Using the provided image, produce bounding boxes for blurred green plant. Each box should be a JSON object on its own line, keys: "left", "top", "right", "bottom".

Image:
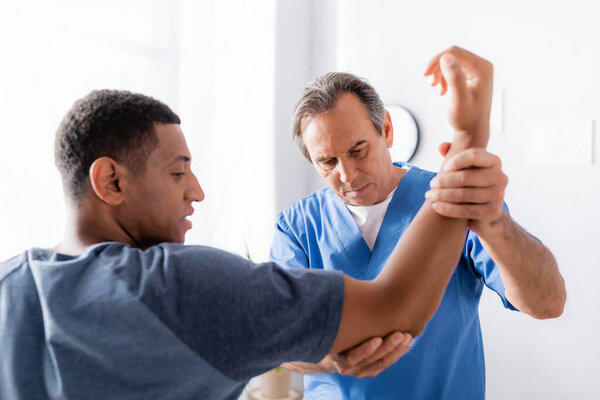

{"left": 244, "top": 239, "right": 252, "bottom": 260}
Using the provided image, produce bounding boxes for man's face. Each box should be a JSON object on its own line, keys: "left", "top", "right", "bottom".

{"left": 118, "top": 123, "right": 204, "bottom": 247}
{"left": 301, "top": 93, "right": 395, "bottom": 206}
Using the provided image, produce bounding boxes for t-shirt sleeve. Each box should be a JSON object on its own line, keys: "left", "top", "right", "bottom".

{"left": 466, "top": 202, "right": 518, "bottom": 311}
{"left": 117, "top": 244, "right": 344, "bottom": 381}
{"left": 269, "top": 213, "right": 310, "bottom": 270}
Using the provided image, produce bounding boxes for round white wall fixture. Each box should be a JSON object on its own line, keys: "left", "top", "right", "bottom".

{"left": 386, "top": 104, "right": 419, "bottom": 162}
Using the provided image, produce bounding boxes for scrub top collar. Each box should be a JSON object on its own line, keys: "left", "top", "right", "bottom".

{"left": 325, "top": 162, "right": 429, "bottom": 280}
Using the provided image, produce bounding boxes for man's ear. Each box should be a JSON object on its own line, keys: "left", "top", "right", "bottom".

{"left": 89, "top": 157, "right": 127, "bottom": 206}
{"left": 382, "top": 110, "right": 394, "bottom": 148}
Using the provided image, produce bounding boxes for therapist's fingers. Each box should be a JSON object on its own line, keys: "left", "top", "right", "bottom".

{"left": 333, "top": 336, "right": 382, "bottom": 367}
{"left": 342, "top": 333, "right": 414, "bottom": 378}
{"left": 430, "top": 201, "right": 504, "bottom": 223}
{"left": 430, "top": 168, "right": 502, "bottom": 189}
{"left": 426, "top": 187, "right": 501, "bottom": 205}
{"left": 357, "top": 332, "right": 411, "bottom": 367}
{"left": 442, "top": 148, "right": 501, "bottom": 172}
{"left": 438, "top": 142, "right": 451, "bottom": 157}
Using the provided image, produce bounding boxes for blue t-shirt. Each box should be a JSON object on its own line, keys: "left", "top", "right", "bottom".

{"left": 270, "top": 162, "right": 517, "bottom": 400}
{"left": 0, "top": 242, "right": 344, "bottom": 400}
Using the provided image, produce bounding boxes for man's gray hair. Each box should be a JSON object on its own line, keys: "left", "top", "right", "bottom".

{"left": 292, "top": 72, "right": 385, "bottom": 161}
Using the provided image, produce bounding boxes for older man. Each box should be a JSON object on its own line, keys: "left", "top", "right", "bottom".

{"left": 270, "top": 47, "right": 566, "bottom": 399}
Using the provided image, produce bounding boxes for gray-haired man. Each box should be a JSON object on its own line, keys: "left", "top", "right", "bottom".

{"left": 270, "top": 46, "right": 565, "bottom": 399}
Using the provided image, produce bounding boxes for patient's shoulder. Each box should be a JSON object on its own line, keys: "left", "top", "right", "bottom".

{"left": 0, "top": 252, "right": 28, "bottom": 284}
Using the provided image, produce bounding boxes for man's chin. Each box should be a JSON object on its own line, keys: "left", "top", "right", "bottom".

{"left": 179, "top": 228, "right": 192, "bottom": 244}
{"left": 341, "top": 193, "right": 376, "bottom": 207}
{"left": 340, "top": 183, "right": 375, "bottom": 205}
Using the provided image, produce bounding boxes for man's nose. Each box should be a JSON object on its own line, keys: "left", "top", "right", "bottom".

{"left": 186, "top": 172, "right": 205, "bottom": 202}
{"left": 337, "top": 159, "right": 357, "bottom": 184}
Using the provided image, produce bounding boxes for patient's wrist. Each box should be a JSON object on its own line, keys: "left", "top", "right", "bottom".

{"left": 454, "top": 125, "right": 489, "bottom": 148}
{"left": 446, "top": 124, "right": 490, "bottom": 158}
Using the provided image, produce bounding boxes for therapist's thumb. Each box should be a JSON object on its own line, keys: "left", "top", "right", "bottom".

{"left": 438, "top": 142, "right": 451, "bottom": 157}
{"left": 440, "top": 54, "right": 469, "bottom": 104}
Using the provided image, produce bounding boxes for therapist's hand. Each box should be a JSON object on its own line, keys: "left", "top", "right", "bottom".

{"left": 323, "top": 331, "right": 413, "bottom": 378}
{"left": 426, "top": 145, "right": 508, "bottom": 237}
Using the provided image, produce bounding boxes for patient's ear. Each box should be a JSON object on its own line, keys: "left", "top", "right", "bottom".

{"left": 89, "top": 157, "right": 126, "bottom": 206}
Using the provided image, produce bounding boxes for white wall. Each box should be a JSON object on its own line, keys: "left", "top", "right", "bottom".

{"left": 177, "top": 0, "right": 277, "bottom": 262}
{"left": 0, "top": 0, "right": 280, "bottom": 263}
{"left": 0, "top": 0, "right": 181, "bottom": 260}
{"left": 273, "top": 0, "right": 342, "bottom": 212}
{"left": 301, "top": 0, "right": 599, "bottom": 398}
{"left": 1, "top": 1, "right": 598, "bottom": 398}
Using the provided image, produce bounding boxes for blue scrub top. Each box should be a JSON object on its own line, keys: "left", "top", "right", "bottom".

{"left": 270, "top": 162, "right": 517, "bottom": 400}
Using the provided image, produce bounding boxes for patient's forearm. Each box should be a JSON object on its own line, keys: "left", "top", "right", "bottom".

{"left": 374, "top": 198, "right": 468, "bottom": 331}
{"left": 330, "top": 129, "right": 488, "bottom": 354}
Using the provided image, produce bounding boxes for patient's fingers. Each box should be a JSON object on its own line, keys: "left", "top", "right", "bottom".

{"left": 424, "top": 54, "right": 442, "bottom": 77}
{"left": 430, "top": 71, "right": 441, "bottom": 87}
{"left": 425, "top": 62, "right": 447, "bottom": 95}
{"left": 425, "top": 46, "right": 485, "bottom": 75}
{"left": 425, "top": 46, "right": 493, "bottom": 100}
{"left": 440, "top": 76, "right": 448, "bottom": 95}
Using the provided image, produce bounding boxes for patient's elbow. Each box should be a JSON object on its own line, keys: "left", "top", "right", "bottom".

{"left": 407, "top": 324, "right": 426, "bottom": 338}
{"left": 393, "top": 314, "right": 427, "bottom": 338}
{"left": 388, "top": 301, "right": 439, "bottom": 338}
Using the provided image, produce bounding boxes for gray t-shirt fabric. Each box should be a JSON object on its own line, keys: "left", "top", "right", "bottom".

{"left": 0, "top": 242, "right": 344, "bottom": 400}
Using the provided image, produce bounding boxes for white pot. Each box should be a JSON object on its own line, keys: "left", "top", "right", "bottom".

{"left": 259, "top": 367, "right": 292, "bottom": 398}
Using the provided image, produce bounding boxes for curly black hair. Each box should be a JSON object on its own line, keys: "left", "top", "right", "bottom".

{"left": 55, "top": 90, "right": 181, "bottom": 201}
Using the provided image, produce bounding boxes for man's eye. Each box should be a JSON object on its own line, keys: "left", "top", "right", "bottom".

{"left": 351, "top": 148, "right": 365, "bottom": 156}
{"left": 321, "top": 159, "right": 337, "bottom": 170}
{"left": 172, "top": 172, "right": 185, "bottom": 179}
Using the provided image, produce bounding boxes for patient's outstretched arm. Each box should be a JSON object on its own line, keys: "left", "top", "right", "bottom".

{"left": 331, "top": 46, "right": 493, "bottom": 353}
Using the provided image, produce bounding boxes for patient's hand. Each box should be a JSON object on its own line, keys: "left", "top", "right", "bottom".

{"left": 324, "top": 331, "right": 413, "bottom": 378}
{"left": 424, "top": 46, "right": 493, "bottom": 152}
